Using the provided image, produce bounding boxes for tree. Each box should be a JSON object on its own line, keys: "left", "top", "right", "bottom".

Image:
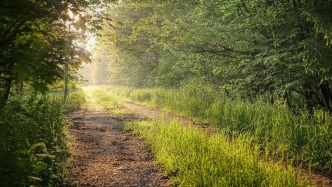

{"left": 0, "top": 0, "right": 116, "bottom": 109}
{"left": 98, "top": 0, "right": 332, "bottom": 112}
{"left": 96, "top": 1, "right": 160, "bottom": 87}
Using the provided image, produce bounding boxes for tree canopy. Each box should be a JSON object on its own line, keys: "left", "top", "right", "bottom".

{"left": 2, "top": 0, "right": 332, "bottom": 112}
{"left": 0, "top": 0, "right": 114, "bottom": 108}
{"left": 95, "top": 0, "right": 332, "bottom": 112}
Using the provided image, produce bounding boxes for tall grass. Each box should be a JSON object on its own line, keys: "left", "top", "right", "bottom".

{"left": 0, "top": 88, "right": 86, "bottom": 186}
{"left": 48, "top": 88, "right": 86, "bottom": 111}
{"left": 125, "top": 120, "right": 305, "bottom": 186}
{"left": 95, "top": 85, "right": 332, "bottom": 172}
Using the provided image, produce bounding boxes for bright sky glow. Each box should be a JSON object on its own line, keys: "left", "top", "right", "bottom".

{"left": 85, "top": 33, "right": 96, "bottom": 52}
{"left": 67, "top": 9, "right": 80, "bottom": 22}
{"left": 67, "top": 8, "right": 94, "bottom": 53}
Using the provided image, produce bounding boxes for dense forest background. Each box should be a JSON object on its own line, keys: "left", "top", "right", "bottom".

{"left": 92, "top": 0, "right": 332, "bottom": 113}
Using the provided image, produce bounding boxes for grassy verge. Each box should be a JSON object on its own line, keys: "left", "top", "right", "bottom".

{"left": 125, "top": 120, "right": 306, "bottom": 186}
{"left": 0, "top": 88, "right": 86, "bottom": 186}
{"left": 91, "top": 85, "right": 332, "bottom": 173}
{"left": 48, "top": 88, "right": 86, "bottom": 112}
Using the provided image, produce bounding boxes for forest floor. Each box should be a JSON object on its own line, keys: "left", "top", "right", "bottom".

{"left": 67, "top": 90, "right": 332, "bottom": 186}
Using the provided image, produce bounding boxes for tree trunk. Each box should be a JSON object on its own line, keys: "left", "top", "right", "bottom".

{"left": 0, "top": 78, "right": 12, "bottom": 110}
{"left": 303, "top": 82, "right": 317, "bottom": 115}
{"left": 64, "top": 61, "right": 69, "bottom": 101}
{"left": 320, "top": 82, "right": 332, "bottom": 112}
{"left": 283, "top": 91, "right": 292, "bottom": 108}
{"left": 16, "top": 82, "right": 24, "bottom": 96}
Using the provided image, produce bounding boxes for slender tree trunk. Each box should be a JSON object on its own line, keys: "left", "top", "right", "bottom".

{"left": 16, "top": 82, "right": 24, "bottom": 96}
{"left": 320, "top": 82, "right": 332, "bottom": 112}
{"left": 269, "top": 89, "right": 274, "bottom": 104}
{"left": 0, "top": 78, "right": 12, "bottom": 110}
{"left": 303, "top": 82, "right": 317, "bottom": 114}
{"left": 64, "top": 61, "right": 69, "bottom": 101}
{"left": 283, "top": 91, "right": 292, "bottom": 108}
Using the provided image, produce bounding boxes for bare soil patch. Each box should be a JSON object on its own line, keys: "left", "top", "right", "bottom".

{"left": 67, "top": 94, "right": 170, "bottom": 186}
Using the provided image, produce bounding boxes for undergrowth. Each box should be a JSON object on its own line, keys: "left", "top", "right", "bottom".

{"left": 0, "top": 88, "right": 85, "bottom": 186}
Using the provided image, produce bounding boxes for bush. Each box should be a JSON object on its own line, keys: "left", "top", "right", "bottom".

{"left": 0, "top": 93, "right": 76, "bottom": 186}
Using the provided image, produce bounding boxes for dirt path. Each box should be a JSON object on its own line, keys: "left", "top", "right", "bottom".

{"left": 67, "top": 93, "right": 170, "bottom": 186}
{"left": 67, "top": 91, "right": 331, "bottom": 186}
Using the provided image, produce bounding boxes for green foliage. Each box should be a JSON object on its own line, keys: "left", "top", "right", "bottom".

{"left": 125, "top": 120, "right": 305, "bottom": 186}
{"left": 98, "top": 0, "right": 332, "bottom": 112}
{"left": 0, "top": 0, "right": 114, "bottom": 108}
{"left": 94, "top": 1, "right": 162, "bottom": 87}
{"left": 0, "top": 90, "right": 85, "bottom": 186}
